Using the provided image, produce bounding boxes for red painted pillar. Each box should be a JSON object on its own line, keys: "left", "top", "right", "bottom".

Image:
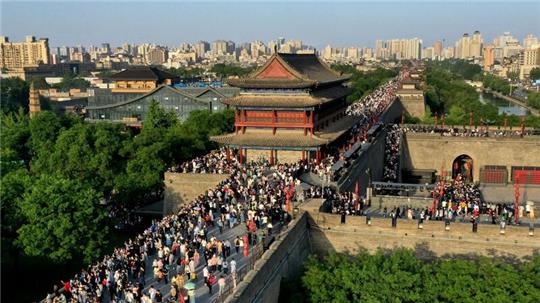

{"left": 270, "top": 149, "right": 274, "bottom": 165}
{"left": 304, "top": 111, "right": 308, "bottom": 136}
{"left": 244, "top": 148, "right": 247, "bottom": 163}
{"left": 514, "top": 176, "right": 520, "bottom": 223}
{"left": 235, "top": 110, "right": 239, "bottom": 134}
{"left": 239, "top": 147, "right": 243, "bottom": 164}
{"left": 311, "top": 111, "right": 315, "bottom": 137}
{"left": 316, "top": 149, "right": 321, "bottom": 164}
{"left": 226, "top": 147, "right": 230, "bottom": 160}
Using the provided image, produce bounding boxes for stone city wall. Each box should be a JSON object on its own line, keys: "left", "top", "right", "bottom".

{"left": 301, "top": 200, "right": 540, "bottom": 258}
{"left": 163, "top": 172, "right": 229, "bottom": 215}
{"left": 225, "top": 212, "right": 312, "bottom": 303}
{"left": 402, "top": 133, "right": 540, "bottom": 183}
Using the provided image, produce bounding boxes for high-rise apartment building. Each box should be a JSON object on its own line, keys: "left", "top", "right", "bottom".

{"left": 375, "top": 40, "right": 387, "bottom": 59}
{"left": 520, "top": 46, "right": 540, "bottom": 79}
{"left": 434, "top": 40, "right": 442, "bottom": 58}
{"left": 470, "top": 31, "right": 483, "bottom": 58}
{"left": 347, "top": 47, "right": 360, "bottom": 60}
{"left": 455, "top": 33, "right": 471, "bottom": 59}
{"left": 494, "top": 32, "right": 517, "bottom": 48}
{"left": 442, "top": 47, "right": 455, "bottom": 59}
{"left": 0, "top": 35, "right": 50, "bottom": 70}
{"left": 523, "top": 34, "right": 539, "bottom": 49}
{"left": 455, "top": 31, "right": 482, "bottom": 59}
{"left": 145, "top": 47, "right": 168, "bottom": 65}
{"left": 322, "top": 45, "right": 333, "bottom": 60}
{"left": 375, "top": 38, "right": 421, "bottom": 60}
{"left": 194, "top": 41, "right": 210, "bottom": 59}
{"left": 212, "top": 40, "right": 235, "bottom": 55}
{"left": 212, "top": 40, "right": 227, "bottom": 55}
{"left": 250, "top": 41, "right": 266, "bottom": 59}
{"left": 362, "top": 48, "right": 373, "bottom": 60}
{"left": 101, "top": 43, "right": 111, "bottom": 55}
{"left": 483, "top": 45, "right": 495, "bottom": 70}
{"left": 422, "top": 47, "right": 434, "bottom": 60}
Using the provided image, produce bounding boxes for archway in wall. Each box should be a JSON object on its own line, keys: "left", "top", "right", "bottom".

{"left": 452, "top": 155, "right": 473, "bottom": 182}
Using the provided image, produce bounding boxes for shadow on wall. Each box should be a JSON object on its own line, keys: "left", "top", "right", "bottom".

{"left": 163, "top": 189, "right": 186, "bottom": 215}
{"left": 401, "top": 133, "right": 414, "bottom": 173}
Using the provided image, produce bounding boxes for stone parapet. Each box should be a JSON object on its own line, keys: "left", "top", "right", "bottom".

{"left": 163, "top": 172, "right": 229, "bottom": 215}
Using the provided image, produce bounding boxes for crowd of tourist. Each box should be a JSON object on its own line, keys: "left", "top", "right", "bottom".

{"left": 383, "top": 124, "right": 402, "bottom": 182}
{"left": 402, "top": 125, "right": 537, "bottom": 138}
{"left": 45, "top": 154, "right": 316, "bottom": 302}
{"left": 345, "top": 70, "right": 408, "bottom": 121}
{"left": 429, "top": 176, "right": 484, "bottom": 220}
{"left": 168, "top": 148, "right": 238, "bottom": 174}
{"left": 325, "top": 190, "right": 366, "bottom": 217}
{"left": 307, "top": 70, "right": 409, "bottom": 182}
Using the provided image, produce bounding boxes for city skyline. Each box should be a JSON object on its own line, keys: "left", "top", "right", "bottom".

{"left": 1, "top": 1, "right": 539, "bottom": 49}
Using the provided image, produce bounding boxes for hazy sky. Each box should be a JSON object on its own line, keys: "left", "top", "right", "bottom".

{"left": 1, "top": 1, "right": 539, "bottom": 49}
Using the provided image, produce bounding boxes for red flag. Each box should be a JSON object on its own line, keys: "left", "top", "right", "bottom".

{"left": 515, "top": 174, "right": 521, "bottom": 222}
{"left": 431, "top": 186, "right": 437, "bottom": 215}
{"left": 243, "top": 234, "right": 249, "bottom": 257}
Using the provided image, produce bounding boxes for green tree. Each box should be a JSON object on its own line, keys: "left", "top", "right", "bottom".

{"left": 27, "top": 111, "right": 62, "bottom": 172}
{"left": 527, "top": 92, "right": 540, "bottom": 111}
{"left": 483, "top": 73, "right": 510, "bottom": 95}
{"left": 165, "top": 67, "right": 204, "bottom": 80}
{"left": 1, "top": 169, "right": 32, "bottom": 258}
{"left": 507, "top": 70, "right": 520, "bottom": 83}
{"left": 0, "top": 77, "right": 29, "bottom": 114}
{"left": 0, "top": 108, "right": 31, "bottom": 173}
{"left": 17, "top": 174, "right": 108, "bottom": 264}
{"left": 302, "top": 249, "right": 540, "bottom": 303}
{"left": 211, "top": 63, "right": 256, "bottom": 78}
{"left": 530, "top": 67, "right": 540, "bottom": 81}
{"left": 115, "top": 100, "right": 178, "bottom": 208}
{"left": 53, "top": 72, "right": 91, "bottom": 91}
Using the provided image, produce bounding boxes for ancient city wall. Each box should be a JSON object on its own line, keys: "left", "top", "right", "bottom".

{"left": 300, "top": 200, "right": 540, "bottom": 258}
{"left": 370, "top": 195, "right": 433, "bottom": 210}
{"left": 399, "top": 95, "right": 426, "bottom": 118}
{"left": 163, "top": 172, "right": 229, "bottom": 215}
{"left": 336, "top": 129, "right": 386, "bottom": 194}
{"left": 225, "top": 212, "right": 311, "bottom": 303}
{"left": 334, "top": 98, "right": 404, "bottom": 193}
{"left": 402, "top": 133, "right": 540, "bottom": 183}
{"left": 381, "top": 97, "right": 405, "bottom": 123}
{"left": 224, "top": 197, "right": 540, "bottom": 302}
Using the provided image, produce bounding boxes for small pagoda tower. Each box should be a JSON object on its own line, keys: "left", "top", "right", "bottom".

{"left": 28, "top": 82, "right": 41, "bottom": 118}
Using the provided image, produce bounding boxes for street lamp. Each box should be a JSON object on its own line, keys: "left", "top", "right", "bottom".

{"left": 445, "top": 218, "right": 450, "bottom": 231}
{"left": 366, "top": 214, "right": 372, "bottom": 226}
